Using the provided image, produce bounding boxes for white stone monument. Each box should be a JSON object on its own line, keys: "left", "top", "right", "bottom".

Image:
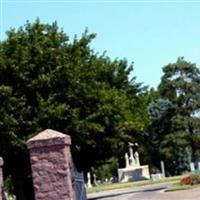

{"left": 93, "top": 173, "right": 97, "bottom": 186}
{"left": 160, "top": 161, "right": 165, "bottom": 178}
{"left": 118, "top": 145, "right": 150, "bottom": 182}
{"left": 190, "top": 162, "right": 195, "bottom": 172}
{"left": 87, "top": 172, "right": 92, "bottom": 188}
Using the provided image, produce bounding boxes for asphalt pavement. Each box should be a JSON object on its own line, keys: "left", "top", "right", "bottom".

{"left": 87, "top": 183, "right": 200, "bottom": 200}
{"left": 87, "top": 183, "right": 169, "bottom": 200}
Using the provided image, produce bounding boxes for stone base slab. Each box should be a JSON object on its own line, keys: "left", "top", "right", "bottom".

{"left": 118, "top": 165, "right": 150, "bottom": 182}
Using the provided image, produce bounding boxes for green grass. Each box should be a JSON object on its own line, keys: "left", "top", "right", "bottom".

{"left": 87, "top": 176, "right": 181, "bottom": 194}
{"left": 166, "top": 183, "right": 200, "bottom": 192}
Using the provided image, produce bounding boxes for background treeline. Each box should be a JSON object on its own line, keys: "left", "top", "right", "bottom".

{"left": 0, "top": 20, "right": 200, "bottom": 199}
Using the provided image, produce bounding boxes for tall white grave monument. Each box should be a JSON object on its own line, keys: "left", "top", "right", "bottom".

{"left": 118, "top": 143, "right": 150, "bottom": 182}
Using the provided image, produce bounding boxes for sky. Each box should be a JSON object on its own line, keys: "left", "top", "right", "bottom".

{"left": 1, "top": 0, "right": 200, "bottom": 88}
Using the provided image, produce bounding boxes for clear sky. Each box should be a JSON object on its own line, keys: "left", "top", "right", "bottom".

{"left": 1, "top": 0, "right": 200, "bottom": 88}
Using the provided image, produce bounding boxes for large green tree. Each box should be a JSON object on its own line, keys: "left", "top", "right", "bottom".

{"left": 149, "top": 57, "right": 200, "bottom": 174}
{"left": 148, "top": 98, "right": 175, "bottom": 171}
{"left": 0, "top": 20, "right": 144, "bottom": 199}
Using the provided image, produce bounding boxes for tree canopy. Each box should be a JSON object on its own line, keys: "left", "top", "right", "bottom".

{"left": 2, "top": 19, "right": 200, "bottom": 199}
{"left": 0, "top": 20, "right": 146, "bottom": 199}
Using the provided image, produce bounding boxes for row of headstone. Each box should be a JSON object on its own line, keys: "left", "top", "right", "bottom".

{"left": 88, "top": 161, "right": 200, "bottom": 187}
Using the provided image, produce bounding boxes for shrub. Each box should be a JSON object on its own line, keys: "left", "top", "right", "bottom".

{"left": 96, "top": 157, "right": 119, "bottom": 182}
{"left": 180, "top": 170, "right": 200, "bottom": 185}
{"left": 191, "top": 170, "right": 200, "bottom": 185}
{"left": 180, "top": 175, "right": 192, "bottom": 185}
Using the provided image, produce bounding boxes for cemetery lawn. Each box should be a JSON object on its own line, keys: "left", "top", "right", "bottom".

{"left": 166, "top": 183, "right": 200, "bottom": 192}
{"left": 87, "top": 176, "right": 181, "bottom": 193}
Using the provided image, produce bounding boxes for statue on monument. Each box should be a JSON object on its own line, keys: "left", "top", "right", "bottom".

{"left": 129, "top": 144, "right": 135, "bottom": 167}
{"left": 125, "top": 153, "right": 129, "bottom": 168}
{"left": 134, "top": 151, "right": 140, "bottom": 167}
{"left": 124, "top": 142, "right": 140, "bottom": 168}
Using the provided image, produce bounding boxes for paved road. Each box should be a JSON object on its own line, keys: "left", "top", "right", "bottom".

{"left": 87, "top": 183, "right": 200, "bottom": 200}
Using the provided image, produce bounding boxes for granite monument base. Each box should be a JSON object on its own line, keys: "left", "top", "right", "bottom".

{"left": 118, "top": 165, "right": 150, "bottom": 182}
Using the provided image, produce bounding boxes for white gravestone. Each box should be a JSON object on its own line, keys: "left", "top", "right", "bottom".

{"left": 190, "top": 162, "right": 195, "bottom": 172}
{"left": 93, "top": 173, "right": 97, "bottom": 186}
{"left": 160, "top": 161, "right": 165, "bottom": 178}
{"left": 87, "top": 172, "right": 92, "bottom": 188}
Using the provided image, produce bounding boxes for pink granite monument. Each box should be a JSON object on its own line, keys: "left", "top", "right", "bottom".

{"left": 27, "top": 129, "right": 75, "bottom": 200}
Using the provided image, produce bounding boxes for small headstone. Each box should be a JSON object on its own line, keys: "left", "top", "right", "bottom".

{"left": 93, "top": 174, "right": 97, "bottom": 186}
{"left": 87, "top": 172, "right": 92, "bottom": 188}
{"left": 190, "top": 162, "right": 195, "bottom": 171}
{"left": 151, "top": 173, "right": 163, "bottom": 181}
{"left": 160, "top": 161, "right": 165, "bottom": 178}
